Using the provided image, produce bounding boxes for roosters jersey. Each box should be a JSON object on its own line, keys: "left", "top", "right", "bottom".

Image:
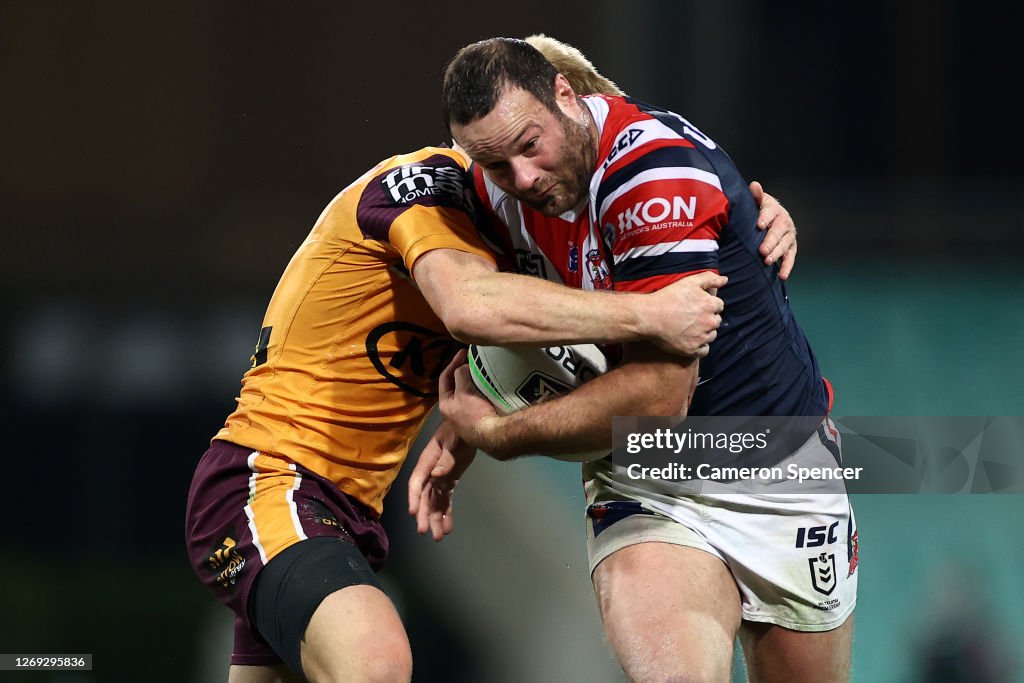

{"left": 216, "top": 147, "right": 496, "bottom": 516}
{"left": 474, "top": 95, "right": 828, "bottom": 421}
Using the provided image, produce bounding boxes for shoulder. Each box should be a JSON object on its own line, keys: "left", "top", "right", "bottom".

{"left": 352, "top": 147, "right": 477, "bottom": 239}
{"left": 588, "top": 100, "right": 721, "bottom": 215}
{"left": 368, "top": 147, "right": 471, "bottom": 204}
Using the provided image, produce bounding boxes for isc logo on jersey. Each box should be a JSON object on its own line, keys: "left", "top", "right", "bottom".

{"left": 616, "top": 195, "right": 697, "bottom": 235}
{"left": 382, "top": 164, "right": 467, "bottom": 204}
{"left": 603, "top": 128, "right": 645, "bottom": 170}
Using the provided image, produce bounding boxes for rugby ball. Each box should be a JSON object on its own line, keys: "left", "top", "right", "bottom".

{"left": 467, "top": 343, "right": 611, "bottom": 462}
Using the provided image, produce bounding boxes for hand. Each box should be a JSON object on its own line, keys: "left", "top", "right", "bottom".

{"left": 407, "top": 418, "right": 477, "bottom": 541}
{"left": 750, "top": 180, "right": 798, "bottom": 280}
{"left": 437, "top": 349, "right": 505, "bottom": 453}
{"left": 649, "top": 271, "right": 727, "bottom": 358}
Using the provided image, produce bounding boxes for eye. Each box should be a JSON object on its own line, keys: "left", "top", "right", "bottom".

{"left": 484, "top": 160, "right": 509, "bottom": 172}
{"left": 523, "top": 138, "right": 539, "bottom": 153}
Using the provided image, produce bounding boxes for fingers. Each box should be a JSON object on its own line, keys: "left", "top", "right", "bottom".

{"left": 453, "top": 365, "right": 474, "bottom": 395}
{"left": 411, "top": 445, "right": 459, "bottom": 539}
{"left": 415, "top": 481, "right": 452, "bottom": 539}
{"left": 753, "top": 181, "right": 799, "bottom": 276}
{"left": 442, "top": 506, "right": 454, "bottom": 536}
{"left": 778, "top": 241, "right": 797, "bottom": 281}
{"left": 762, "top": 229, "right": 795, "bottom": 267}
{"left": 439, "top": 349, "right": 468, "bottom": 400}
{"left": 756, "top": 202, "right": 785, "bottom": 238}
{"left": 751, "top": 182, "right": 782, "bottom": 231}
{"left": 427, "top": 487, "right": 454, "bottom": 541}
{"left": 687, "top": 270, "right": 729, "bottom": 293}
{"left": 416, "top": 487, "right": 431, "bottom": 534}
{"left": 749, "top": 180, "right": 765, "bottom": 209}
{"left": 408, "top": 445, "right": 455, "bottom": 515}
{"left": 428, "top": 493, "right": 445, "bottom": 539}
{"left": 408, "top": 443, "right": 438, "bottom": 515}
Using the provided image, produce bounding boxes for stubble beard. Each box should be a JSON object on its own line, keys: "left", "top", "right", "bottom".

{"left": 531, "top": 106, "right": 598, "bottom": 217}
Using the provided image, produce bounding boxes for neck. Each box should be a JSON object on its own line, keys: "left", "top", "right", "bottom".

{"left": 577, "top": 96, "right": 600, "bottom": 162}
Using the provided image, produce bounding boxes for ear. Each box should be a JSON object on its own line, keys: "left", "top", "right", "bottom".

{"left": 552, "top": 73, "right": 581, "bottom": 117}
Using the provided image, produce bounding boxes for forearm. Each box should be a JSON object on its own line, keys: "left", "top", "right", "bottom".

{"left": 414, "top": 248, "right": 724, "bottom": 358}
{"left": 449, "top": 271, "right": 652, "bottom": 347}
{"left": 475, "top": 351, "right": 696, "bottom": 460}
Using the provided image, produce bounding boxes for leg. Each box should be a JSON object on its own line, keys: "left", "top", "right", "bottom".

{"left": 299, "top": 585, "right": 412, "bottom": 683}
{"left": 252, "top": 537, "right": 412, "bottom": 683}
{"left": 593, "top": 542, "right": 742, "bottom": 683}
{"left": 228, "top": 664, "right": 304, "bottom": 683}
{"left": 739, "top": 613, "right": 854, "bottom": 683}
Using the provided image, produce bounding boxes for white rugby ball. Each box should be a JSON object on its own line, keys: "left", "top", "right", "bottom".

{"left": 467, "top": 343, "right": 611, "bottom": 462}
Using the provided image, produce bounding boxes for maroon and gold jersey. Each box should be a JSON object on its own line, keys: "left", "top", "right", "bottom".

{"left": 216, "top": 147, "right": 495, "bottom": 515}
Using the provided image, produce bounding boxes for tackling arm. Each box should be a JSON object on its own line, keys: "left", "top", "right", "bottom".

{"left": 439, "top": 343, "right": 698, "bottom": 461}
{"left": 413, "top": 248, "right": 725, "bottom": 358}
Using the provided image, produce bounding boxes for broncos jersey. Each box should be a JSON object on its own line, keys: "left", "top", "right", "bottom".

{"left": 216, "top": 147, "right": 496, "bottom": 516}
{"left": 473, "top": 95, "right": 829, "bottom": 423}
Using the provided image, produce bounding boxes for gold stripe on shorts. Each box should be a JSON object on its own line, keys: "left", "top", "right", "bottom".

{"left": 244, "top": 452, "right": 308, "bottom": 564}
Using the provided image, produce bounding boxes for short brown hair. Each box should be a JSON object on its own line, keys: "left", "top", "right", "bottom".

{"left": 441, "top": 37, "right": 559, "bottom": 133}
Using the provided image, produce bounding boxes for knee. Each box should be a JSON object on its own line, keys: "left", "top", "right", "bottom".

{"left": 661, "top": 674, "right": 719, "bottom": 683}
{"left": 305, "top": 630, "right": 412, "bottom": 683}
{"left": 627, "top": 665, "right": 722, "bottom": 683}
{"left": 358, "top": 638, "right": 412, "bottom": 683}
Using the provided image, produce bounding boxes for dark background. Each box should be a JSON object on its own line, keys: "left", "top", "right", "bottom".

{"left": 2, "top": 2, "right": 1022, "bottom": 681}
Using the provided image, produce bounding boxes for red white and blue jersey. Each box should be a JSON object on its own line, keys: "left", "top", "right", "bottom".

{"left": 473, "top": 95, "right": 829, "bottom": 420}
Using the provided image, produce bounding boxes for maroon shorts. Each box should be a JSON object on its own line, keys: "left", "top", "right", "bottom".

{"left": 185, "top": 440, "right": 389, "bottom": 667}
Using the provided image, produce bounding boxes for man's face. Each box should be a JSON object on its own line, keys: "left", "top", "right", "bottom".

{"left": 452, "top": 80, "right": 596, "bottom": 217}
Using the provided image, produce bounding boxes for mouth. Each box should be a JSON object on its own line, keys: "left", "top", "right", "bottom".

{"left": 537, "top": 182, "right": 559, "bottom": 200}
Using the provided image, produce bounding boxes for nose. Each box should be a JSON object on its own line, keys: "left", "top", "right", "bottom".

{"left": 510, "top": 158, "right": 541, "bottom": 194}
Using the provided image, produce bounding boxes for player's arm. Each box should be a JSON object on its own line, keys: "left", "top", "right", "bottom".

{"left": 438, "top": 345, "right": 697, "bottom": 461}
{"left": 406, "top": 417, "right": 476, "bottom": 541}
{"left": 413, "top": 248, "right": 725, "bottom": 358}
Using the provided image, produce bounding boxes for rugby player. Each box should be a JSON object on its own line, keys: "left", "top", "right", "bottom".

{"left": 431, "top": 37, "right": 856, "bottom": 683}
{"left": 185, "top": 40, "right": 799, "bottom": 683}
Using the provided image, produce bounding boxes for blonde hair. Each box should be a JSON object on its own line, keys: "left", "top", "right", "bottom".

{"left": 524, "top": 34, "right": 625, "bottom": 97}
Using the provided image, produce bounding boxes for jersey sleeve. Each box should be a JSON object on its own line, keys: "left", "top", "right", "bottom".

{"left": 355, "top": 152, "right": 497, "bottom": 273}
{"left": 596, "top": 143, "right": 729, "bottom": 292}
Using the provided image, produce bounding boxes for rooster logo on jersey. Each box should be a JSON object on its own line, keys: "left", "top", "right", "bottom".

{"left": 586, "top": 249, "right": 612, "bottom": 290}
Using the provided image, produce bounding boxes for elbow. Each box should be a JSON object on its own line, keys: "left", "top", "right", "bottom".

{"left": 441, "top": 299, "right": 502, "bottom": 345}
{"left": 642, "top": 396, "right": 689, "bottom": 419}
{"left": 634, "top": 364, "right": 695, "bottom": 418}
{"left": 441, "top": 307, "right": 485, "bottom": 344}
{"left": 485, "top": 447, "right": 519, "bottom": 462}
{"left": 634, "top": 382, "right": 691, "bottom": 419}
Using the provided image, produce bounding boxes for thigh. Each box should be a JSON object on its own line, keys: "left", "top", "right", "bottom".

{"left": 251, "top": 536, "right": 410, "bottom": 682}
{"left": 188, "top": 443, "right": 394, "bottom": 674}
{"left": 301, "top": 585, "right": 412, "bottom": 683}
{"left": 228, "top": 663, "right": 304, "bottom": 683}
{"left": 739, "top": 612, "right": 854, "bottom": 683}
{"left": 593, "top": 541, "right": 742, "bottom": 683}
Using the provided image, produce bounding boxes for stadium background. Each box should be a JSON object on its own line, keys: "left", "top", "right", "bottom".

{"left": 2, "top": 1, "right": 1021, "bottom": 681}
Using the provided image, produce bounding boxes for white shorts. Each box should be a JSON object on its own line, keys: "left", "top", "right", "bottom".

{"left": 584, "top": 419, "right": 858, "bottom": 632}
